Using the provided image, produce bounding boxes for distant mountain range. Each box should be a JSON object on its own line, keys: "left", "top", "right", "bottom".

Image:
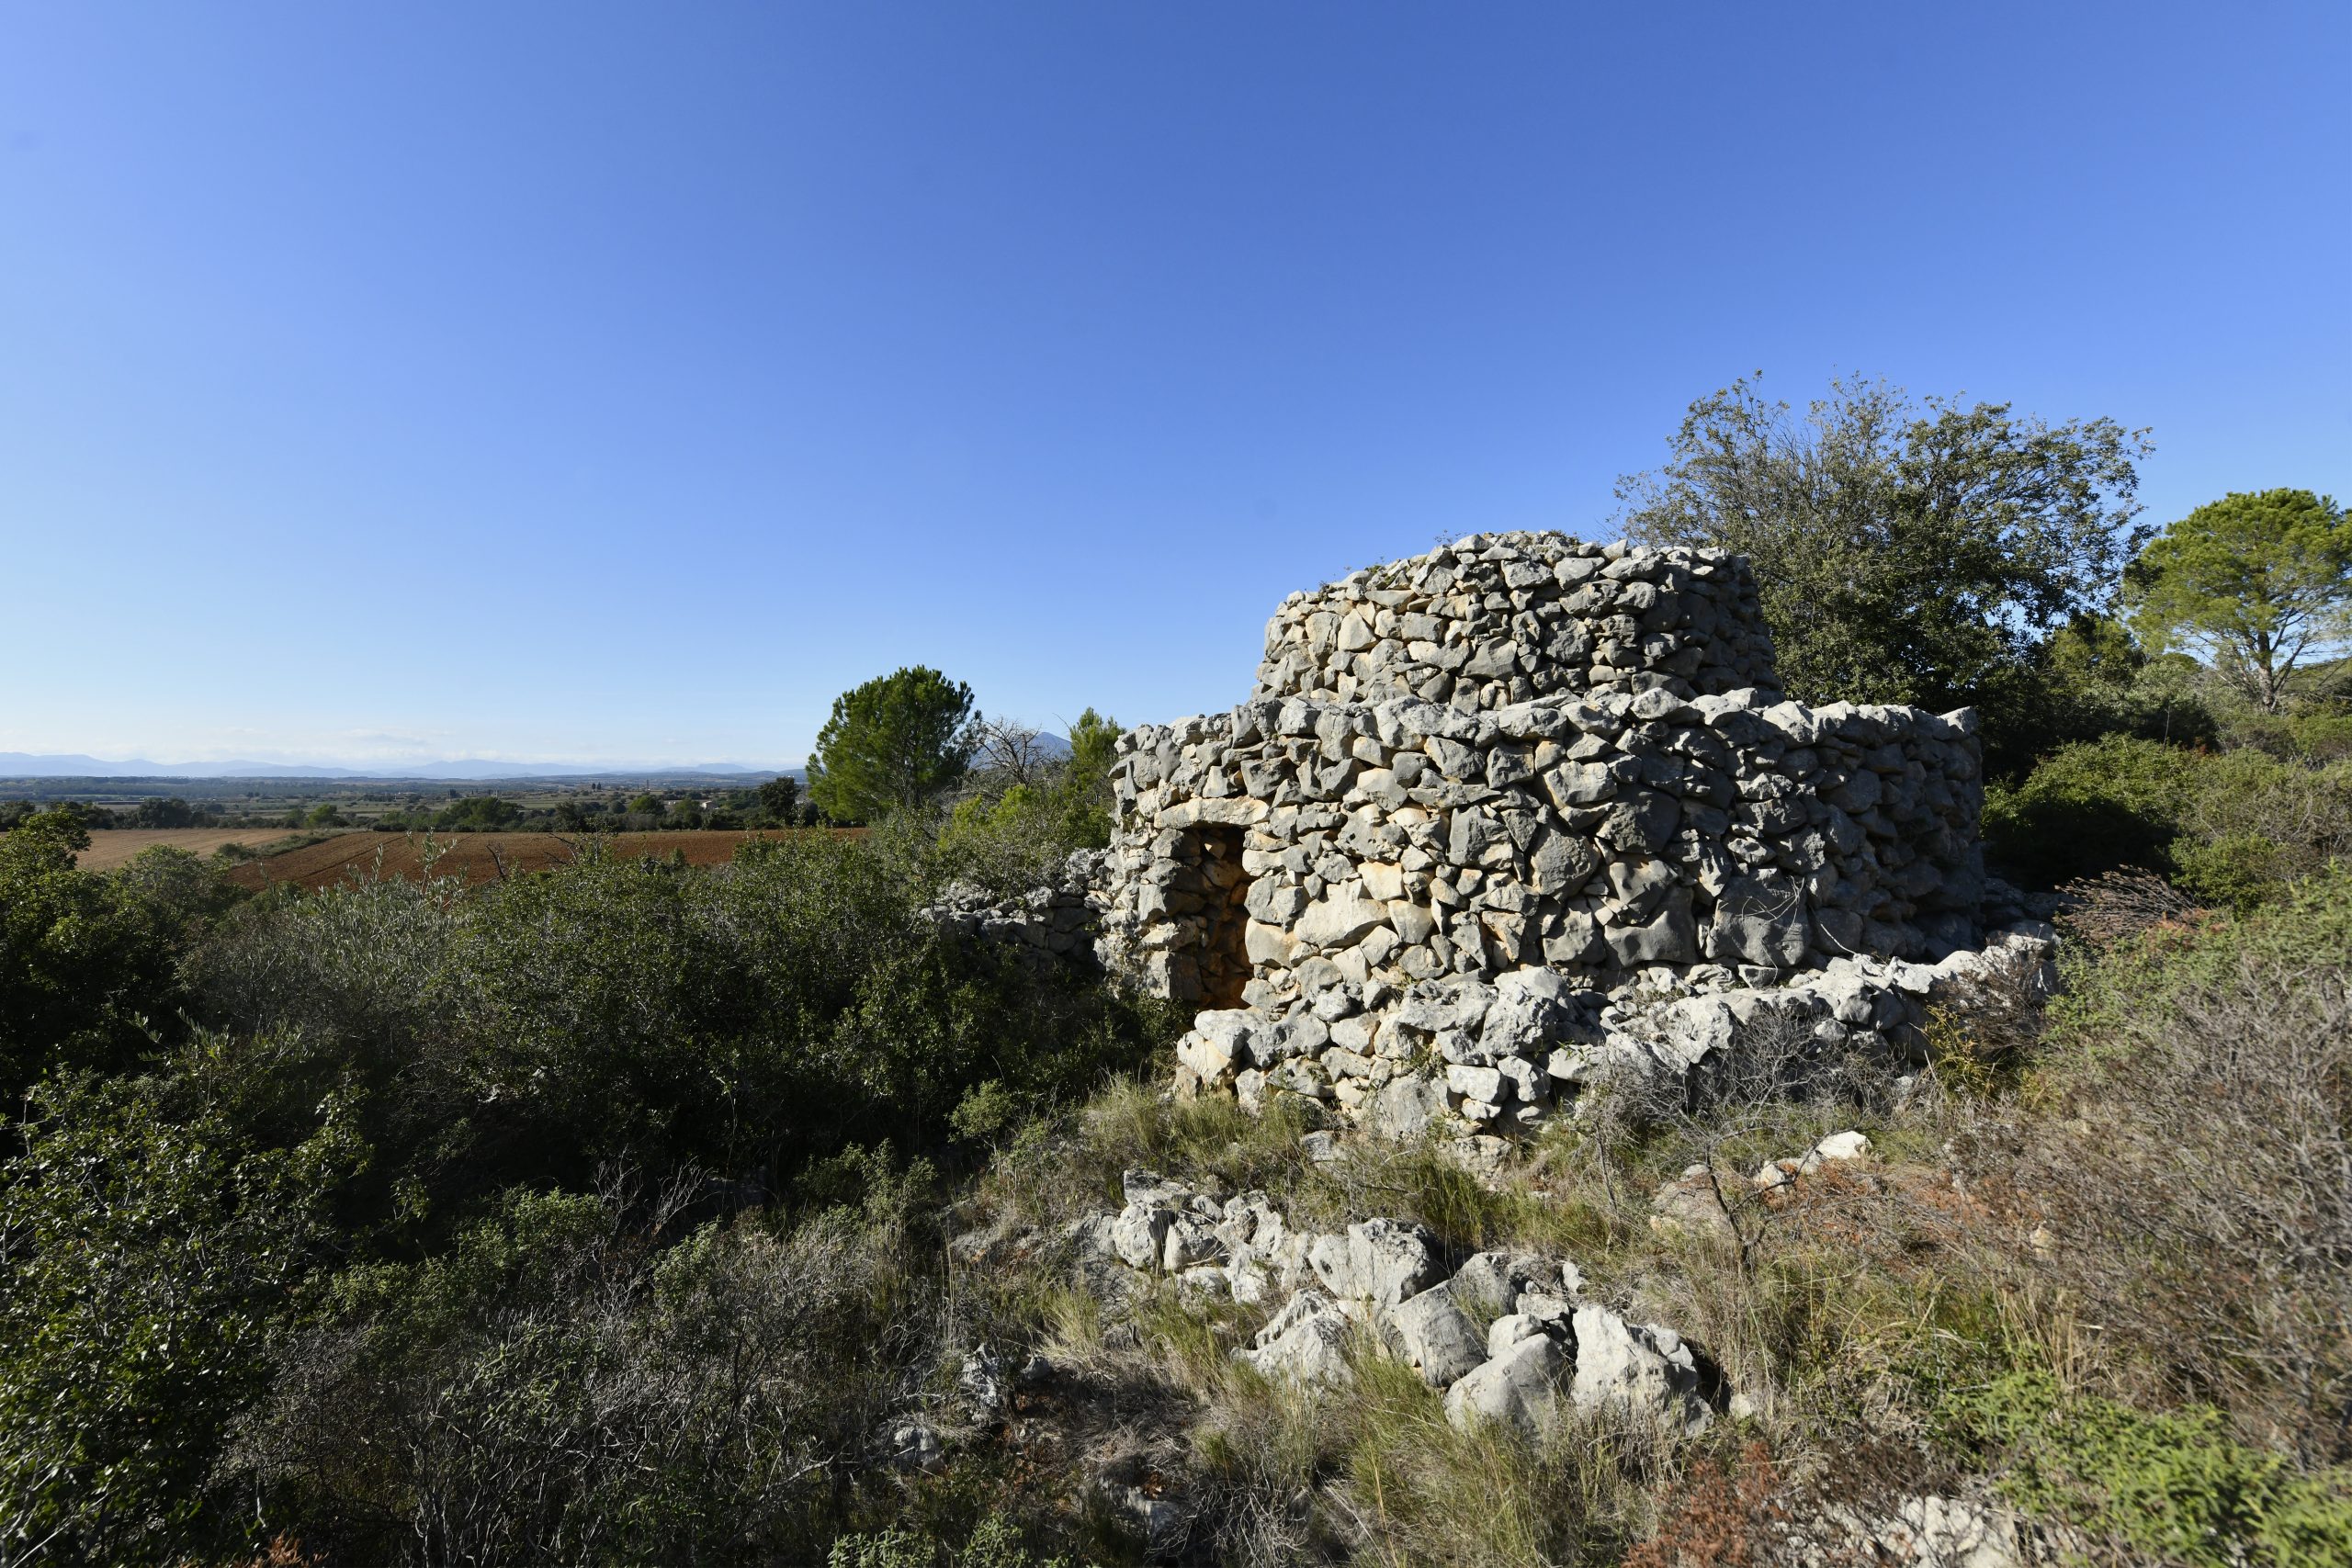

{"left": 0, "top": 753, "right": 783, "bottom": 781}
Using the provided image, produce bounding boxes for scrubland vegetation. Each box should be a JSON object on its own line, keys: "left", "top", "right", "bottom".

{"left": 5, "top": 789, "right": 2352, "bottom": 1561}
{"left": 5, "top": 683, "right": 2346, "bottom": 1564}
{"left": 0, "top": 773, "right": 818, "bottom": 839}
{"left": 3, "top": 395, "right": 2347, "bottom": 1564}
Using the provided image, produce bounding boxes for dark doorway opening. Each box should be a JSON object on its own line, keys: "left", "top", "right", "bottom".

{"left": 1184, "top": 823, "right": 1254, "bottom": 1009}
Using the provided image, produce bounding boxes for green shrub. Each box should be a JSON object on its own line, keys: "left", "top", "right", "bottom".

{"left": 0, "top": 799, "right": 1197, "bottom": 1561}
{"left": 2019, "top": 871, "right": 2352, "bottom": 1464}
{"left": 0, "top": 812, "right": 187, "bottom": 1102}
{"left": 2225, "top": 709, "right": 2352, "bottom": 764}
{"left": 2177, "top": 749, "right": 2352, "bottom": 908}
{"left": 238, "top": 1182, "right": 940, "bottom": 1564}
{"left": 2173, "top": 829, "right": 2292, "bottom": 911}
{"left": 0, "top": 1076, "right": 360, "bottom": 1564}
{"left": 1984, "top": 735, "right": 2352, "bottom": 898}
{"left": 827, "top": 1514, "right": 1080, "bottom": 1568}
{"left": 1983, "top": 735, "right": 2199, "bottom": 884}
{"left": 1948, "top": 1371, "right": 2352, "bottom": 1567}
{"left": 187, "top": 831, "right": 1177, "bottom": 1216}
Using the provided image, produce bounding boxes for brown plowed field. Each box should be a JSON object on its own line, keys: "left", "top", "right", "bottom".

{"left": 74, "top": 828, "right": 354, "bottom": 872}
{"left": 224, "top": 829, "right": 846, "bottom": 892}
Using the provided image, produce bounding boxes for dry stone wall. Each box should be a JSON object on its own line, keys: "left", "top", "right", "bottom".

{"left": 1255, "top": 531, "right": 1781, "bottom": 709}
{"left": 922, "top": 532, "right": 2041, "bottom": 1145}
{"left": 1096, "top": 535, "right": 1984, "bottom": 1016}
{"left": 922, "top": 855, "right": 1105, "bottom": 969}
{"left": 1080, "top": 531, "right": 2033, "bottom": 1138}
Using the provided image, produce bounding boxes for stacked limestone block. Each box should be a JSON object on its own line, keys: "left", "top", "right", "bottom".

{"left": 921, "top": 852, "right": 1107, "bottom": 969}
{"left": 1095, "top": 536, "right": 1984, "bottom": 1017}
{"left": 1254, "top": 531, "right": 1781, "bottom": 710}
{"left": 1155, "top": 932, "right": 2052, "bottom": 1136}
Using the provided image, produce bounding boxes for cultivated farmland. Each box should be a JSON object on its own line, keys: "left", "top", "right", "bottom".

{"left": 73, "top": 828, "right": 355, "bottom": 872}
{"left": 221, "top": 829, "right": 842, "bottom": 891}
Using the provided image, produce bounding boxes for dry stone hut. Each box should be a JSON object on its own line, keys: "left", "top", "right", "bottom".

{"left": 1072, "top": 533, "right": 2050, "bottom": 1136}
{"left": 895, "top": 531, "right": 2049, "bottom": 1137}
{"left": 1092, "top": 533, "right": 1986, "bottom": 1013}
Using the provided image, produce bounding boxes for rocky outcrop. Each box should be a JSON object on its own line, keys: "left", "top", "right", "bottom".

{"left": 1074, "top": 1171, "right": 1722, "bottom": 1436}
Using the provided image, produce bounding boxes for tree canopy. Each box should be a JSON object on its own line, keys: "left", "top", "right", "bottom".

{"left": 1617, "top": 375, "right": 2151, "bottom": 768}
{"left": 807, "top": 666, "right": 978, "bottom": 824}
{"left": 756, "top": 774, "right": 802, "bottom": 825}
{"left": 2125, "top": 489, "right": 2352, "bottom": 713}
{"left": 0, "top": 812, "right": 181, "bottom": 1103}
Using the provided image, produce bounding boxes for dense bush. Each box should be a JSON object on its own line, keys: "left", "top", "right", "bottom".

{"left": 2224, "top": 707, "right": 2352, "bottom": 765}
{"left": 1984, "top": 734, "right": 2352, "bottom": 902}
{"left": 0, "top": 1075, "right": 359, "bottom": 1563}
{"left": 1982, "top": 736, "right": 2198, "bottom": 884}
{"left": 2006, "top": 871, "right": 2352, "bottom": 1464}
{"left": 0, "top": 814, "right": 188, "bottom": 1103}
{"left": 185, "top": 828, "right": 1175, "bottom": 1220}
{"left": 231, "top": 1177, "right": 941, "bottom": 1564}
{"left": 1946, "top": 1371, "right": 2352, "bottom": 1567}
{"left": 0, "top": 807, "right": 1178, "bottom": 1562}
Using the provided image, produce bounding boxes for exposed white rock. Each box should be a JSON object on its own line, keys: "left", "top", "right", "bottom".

{"left": 1109, "top": 1203, "right": 1172, "bottom": 1270}
{"left": 1307, "top": 1219, "right": 1442, "bottom": 1310}
{"left": 1079, "top": 1175, "right": 1736, "bottom": 1437}
{"left": 1569, "top": 1304, "right": 1713, "bottom": 1432}
{"left": 1443, "top": 1332, "right": 1569, "bottom": 1435}
{"left": 1243, "top": 1289, "right": 1354, "bottom": 1387}
{"left": 1381, "top": 1280, "right": 1487, "bottom": 1389}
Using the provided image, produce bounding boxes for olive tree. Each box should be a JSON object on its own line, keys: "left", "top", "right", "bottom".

{"left": 1617, "top": 375, "right": 2151, "bottom": 770}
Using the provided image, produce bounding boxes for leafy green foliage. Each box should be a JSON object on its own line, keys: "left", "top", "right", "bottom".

{"left": 0, "top": 811, "right": 1177, "bottom": 1561}
{"left": 2227, "top": 709, "right": 2352, "bottom": 764}
{"left": 809, "top": 667, "right": 979, "bottom": 825}
{"left": 935, "top": 708, "right": 1125, "bottom": 894}
{"left": 827, "top": 1514, "right": 1080, "bottom": 1568}
{"left": 432, "top": 795, "right": 522, "bottom": 830}
{"left": 1060, "top": 708, "right": 1122, "bottom": 849}
{"left": 2034, "top": 611, "right": 2219, "bottom": 750}
{"left": 1946, "top": 1372, "right": 2352, "bottom": 1567}
{"left": 757, "top": 773, "right": 805, "bottom": 825}
{"left": 113, "top": 843, "right": 246, "bottom": 942}
{"left": 1981, "top": 736, "right": 2199, "bottom": 884}
{"left": 2021, "top": 872, "right": 2352, "bottom": 1465}
{"left": 1984, "top": 735, "right": 2352, "bottom": 901}
{"left": 2128, "top": 489, "right": 2352, "bottom": 713}
{"left": 131, "top": 795, "right": 198, "bottom": 829}
{"left": 184, "top": 828, "right": 1173, "bottom": 1216}
{"left": 0, "top": 811, "right": 183, "bottom": 1103}
{"left": 1618, "top": 374, "right": 2151, "bottom": 777}
{"left": 0, "top": 1076, "right": 359, "bottom": 1564}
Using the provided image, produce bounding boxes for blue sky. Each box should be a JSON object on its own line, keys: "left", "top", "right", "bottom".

{"left": 4, "top": 3, "right": 2346, "bottom": 769}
